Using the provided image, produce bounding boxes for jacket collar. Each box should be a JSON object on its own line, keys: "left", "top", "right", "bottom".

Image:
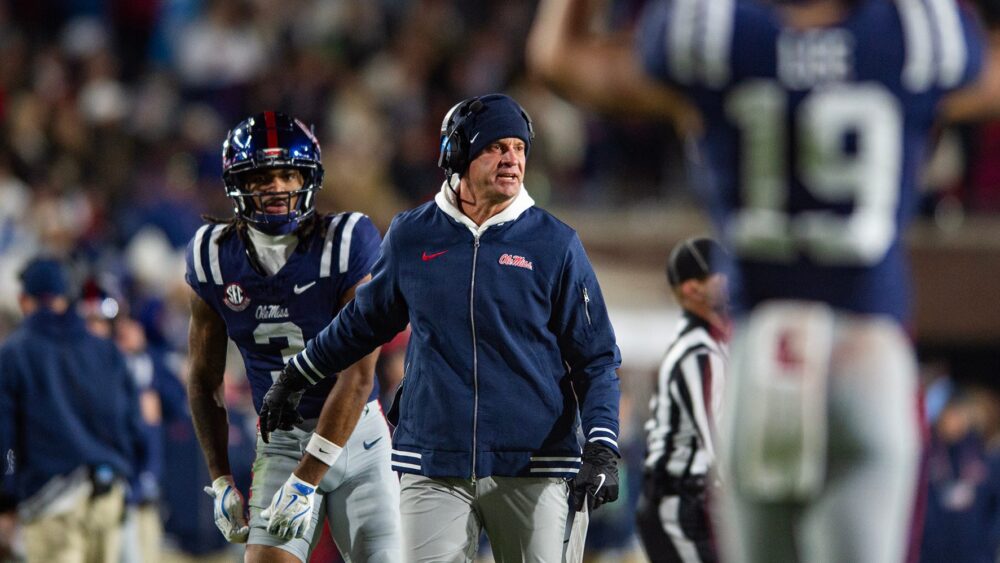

{"left": 434, "top": 179, "right": 535, "bottom": 236}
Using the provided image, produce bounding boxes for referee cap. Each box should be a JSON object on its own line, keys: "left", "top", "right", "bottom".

{"left": 666, "top": 237, "right": 727, "bottom": 287}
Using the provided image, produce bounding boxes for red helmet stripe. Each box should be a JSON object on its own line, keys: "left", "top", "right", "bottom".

{"left": 264, "top": 111, "right": 278, "bottom": 148}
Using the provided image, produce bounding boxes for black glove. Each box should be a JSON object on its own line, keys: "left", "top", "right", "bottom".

{"left": 570, "top": 442, "right": 620, "bottom": 512}
{"left": 258, "top": 365, "right": 308, "bottom": 443}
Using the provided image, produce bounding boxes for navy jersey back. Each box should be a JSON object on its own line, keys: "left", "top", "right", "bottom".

{"left": 640, "top": 0, "right": 984, "bottom": 321}
{"left": 185, "top": 213, "right": 382, "bottom": 418}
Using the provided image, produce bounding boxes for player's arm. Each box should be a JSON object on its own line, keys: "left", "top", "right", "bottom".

{"left": 187, "top": 287, "right": 250, "bottom": 542}
{"left": 527, "top": 0, "right": 699, "bottom": 133}
{"left": 187, "top": 287, "right": 232, "bottom": 479}
{"left": 292, "top": 274, "right": 380, "bottom": 485}
{"left": 258, "top": 221, "right": 408, "bottom": 443}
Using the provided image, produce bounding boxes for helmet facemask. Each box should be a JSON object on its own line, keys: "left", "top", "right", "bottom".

{"left": 225, "top": 163, "right": 322, "bottom": 235}
{"left": 221, "top": 113, "right": 325, "bottom": 235}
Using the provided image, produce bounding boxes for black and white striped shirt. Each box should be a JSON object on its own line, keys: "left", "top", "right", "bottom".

{"left": 644, "top": 312, "right": 728, "bottom": 480}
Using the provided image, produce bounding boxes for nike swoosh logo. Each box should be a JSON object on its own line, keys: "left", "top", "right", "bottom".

{"left": 293, "top": 281, "right": 317, "bottom": 294}
{"left": 363, "top": 437, "right": 383, "bottom": 450}
{"left": 594, "top": 473, "right": 606, "bottom": 495}
{"left": 422, "top": 250, "right": 448, "bottom": 262}
{"left": 470, "top": 131, "right": 480, "bottom": 144}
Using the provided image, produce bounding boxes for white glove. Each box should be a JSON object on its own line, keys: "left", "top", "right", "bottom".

{"left": 261, "top": 473, "right": 317, "bottom": 541}
{"left": 203, "top": 475, "right": 250, "bottom": 543}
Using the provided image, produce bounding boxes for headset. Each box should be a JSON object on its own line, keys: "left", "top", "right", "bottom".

{"left": 437, "top": 95, "right": 535, "bottom": 180}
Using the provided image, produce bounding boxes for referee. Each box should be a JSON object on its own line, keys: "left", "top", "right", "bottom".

{"left": 636, "top": 237, "right": 730, "bottom": 563}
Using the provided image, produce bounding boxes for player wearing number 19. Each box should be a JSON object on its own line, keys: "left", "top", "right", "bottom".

{"left": 184, "top": 111, "right": 400, "bottom": 562}
{"left": 529, "top": 0, "right": 996, "bottom": 561}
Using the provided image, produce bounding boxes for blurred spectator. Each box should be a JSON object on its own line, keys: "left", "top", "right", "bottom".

{"left": 921, "top": 383, "right": 1000, "bottom": 563}
{"left": 0, "top": 257, "right": 146, "bottom": 563}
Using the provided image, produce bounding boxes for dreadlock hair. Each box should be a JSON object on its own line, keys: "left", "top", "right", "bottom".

{"left": 200, "top": 212, "right": 331, "bottom": 274}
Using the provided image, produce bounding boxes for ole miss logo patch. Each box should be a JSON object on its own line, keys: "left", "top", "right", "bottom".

{"left": 223, "top": 282, "right": 250, "bottom": 311}
{"left": 499, "top": 254, "right": 533, "bottom": 271}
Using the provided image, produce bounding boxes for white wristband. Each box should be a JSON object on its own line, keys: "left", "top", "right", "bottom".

{"left": 305, "top": 433, "right": 343, "bottom": 467}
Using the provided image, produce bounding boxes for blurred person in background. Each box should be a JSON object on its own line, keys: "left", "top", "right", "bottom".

{"left": 528, "top": 0, "right": 1000, "bottom": 561}
{"left": 921, "top": 382, "right": 1000, "bottom": 563}
{"left": 78, "top": 280, "right": 172, "bottom": 563}
{"left": 0, "top": 257, "right": 146, "bottom": 563}
{"left": 637, "top": 237, "right": 729, "bottom": 563}
{"left": 185, "top": 111, "right": 400, "bottom": 562}
{"left": 257, "top": 93, "right": 622, "bottom": 562}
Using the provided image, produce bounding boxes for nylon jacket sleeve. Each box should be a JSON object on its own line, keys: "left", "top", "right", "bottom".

{"left": 552, "top": 234, "right": 622, "bottom": 455}
{"left": 0, "top": 345, "right": 18, "bottom": 501}
{"left": 115, "top": 349, "right": 148, "bottom": 481}
{"left": 288, "top": 218, "right": 410, "bottom": 384}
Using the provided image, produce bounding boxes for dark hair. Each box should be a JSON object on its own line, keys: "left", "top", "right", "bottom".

{"left": 200, "top": 212, "right": 329, "bottom": 271}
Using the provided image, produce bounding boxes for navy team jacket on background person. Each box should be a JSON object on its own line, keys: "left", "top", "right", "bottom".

{"left": 285, "top": 184, "right": 622, "bottom": 479}
{"left": 184, "top": 212, "right": 382, "bottom": 418}
{"left": 0, "top": 307, "right": 146, "bottom": 503}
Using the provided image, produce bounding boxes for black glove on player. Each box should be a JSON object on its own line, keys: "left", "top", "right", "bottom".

{"left": 258, "top": 364, "right": 308, "bottom": 443}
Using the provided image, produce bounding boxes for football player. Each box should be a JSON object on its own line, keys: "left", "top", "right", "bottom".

{"left": 528, "top": 0, "right": 1000, "bottom": 561}
{"left": 185, "top": 112, "right": 400, "bottom": 563}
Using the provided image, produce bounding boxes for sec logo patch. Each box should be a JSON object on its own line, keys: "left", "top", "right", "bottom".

{"left": 223, "top": 282, "right": 250, "bottom": 311}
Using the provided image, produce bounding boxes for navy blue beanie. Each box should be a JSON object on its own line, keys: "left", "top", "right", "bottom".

{"left": 463, "top": 94, "right": 533, "bottom": 161}
{"left": 20, "top": 258, "right": 68, "bottom": 297}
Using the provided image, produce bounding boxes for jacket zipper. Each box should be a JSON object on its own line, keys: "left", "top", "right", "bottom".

{"left": 470, "top": 235, "right": 481, "bottom": 483}
{"left": 583, "top": 286, "right": 592, "bottom": 326}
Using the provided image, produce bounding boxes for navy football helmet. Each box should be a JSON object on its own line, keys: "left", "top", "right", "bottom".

{"left": 221, "top": 112, "right": 324, "bottom": 234}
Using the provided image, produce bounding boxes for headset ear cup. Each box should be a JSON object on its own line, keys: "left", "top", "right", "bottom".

{"left": 440, "top": 122, "right": 468, "bottom": 176}
{"left": 521, "top": 108, "right": 535, "bottom": 140}
{"left": 451, "top": 129, "right": 467, "bottom": 173}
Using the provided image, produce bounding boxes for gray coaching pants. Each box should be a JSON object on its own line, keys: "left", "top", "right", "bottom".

{"left": 399, "top": 474, "right": 588, "bottom": 563}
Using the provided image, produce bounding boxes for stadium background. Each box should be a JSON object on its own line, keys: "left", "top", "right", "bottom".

{"left": 1, "top": 0, "right": 998, "bottom": 561}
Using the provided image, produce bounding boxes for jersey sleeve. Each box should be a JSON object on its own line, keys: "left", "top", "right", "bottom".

{"left": 953, "top": 2, "right": 986, "bottom": 91}
{"left": 339, "top": 214, "right": 382, "bottom": 292}
{"left": 184, "top": 225, "right": 215, "bottom": 300}
{"left": 894, "top": 0, "right": 986, "bottom": 93}
{"left": 638, "top": 0, "right": 738, "bottom": 91}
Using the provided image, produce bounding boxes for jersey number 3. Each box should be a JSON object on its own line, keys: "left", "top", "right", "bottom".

{"left": 725, "top": 80, "right": 903, "bottom": 266}
{"left": 253, "top": 322, "right": 305, "bottom": 382}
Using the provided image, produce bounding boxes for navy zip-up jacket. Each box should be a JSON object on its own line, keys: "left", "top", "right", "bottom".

{"left": 288, "top": 185, "right": 622, "bottom": 479}
{"left": 0, "top": 308, "right": 145, "bottom": 503}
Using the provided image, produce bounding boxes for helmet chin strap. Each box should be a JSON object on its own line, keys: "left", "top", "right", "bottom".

{"left": 250, "top": 212, "right": 301, "bottom": 235}
{"left": 240, "top": 185, "right": 313, "bottom": 234}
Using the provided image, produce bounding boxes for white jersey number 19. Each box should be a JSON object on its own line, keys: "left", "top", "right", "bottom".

{"left": 725, "top": 80, "right": 903, "bottom": 266}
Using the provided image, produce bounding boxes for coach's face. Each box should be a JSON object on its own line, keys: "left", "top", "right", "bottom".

{"left": 466, "top": 137, "right": 527, "bottom": 205}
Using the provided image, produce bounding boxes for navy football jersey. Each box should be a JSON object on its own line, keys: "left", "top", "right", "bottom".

{"left": 185, "top": 213, "right": 382, "bottom": 418}
{"left": 640, "top": 0, "right": 985, "bottom": 321}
